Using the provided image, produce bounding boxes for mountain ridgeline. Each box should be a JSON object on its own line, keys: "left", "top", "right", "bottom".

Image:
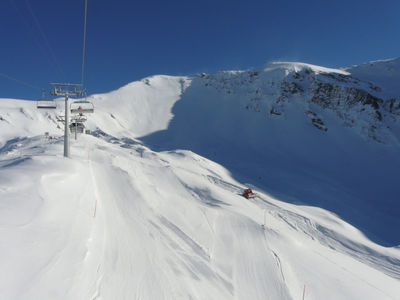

{"left": 196, "top": 61, "right": 399, "bottom": 143}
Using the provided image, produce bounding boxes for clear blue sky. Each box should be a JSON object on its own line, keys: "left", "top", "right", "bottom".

{"left": 1, "top": 0, "right": 399, "bottom": 99}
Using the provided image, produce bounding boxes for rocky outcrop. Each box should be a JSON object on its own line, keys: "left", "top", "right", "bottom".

{"left": 305, "top": 111, "right": 328, "bottom": 131}
{"left": 198, "top": 65, "right": 398, "bottom": 143}
{"left": 384, "top": 98, "right": 400, "bottom": 115}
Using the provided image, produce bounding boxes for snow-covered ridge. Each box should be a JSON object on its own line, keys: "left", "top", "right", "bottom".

{"left": 196, "top": 59, "right": 399, "bottom": 144}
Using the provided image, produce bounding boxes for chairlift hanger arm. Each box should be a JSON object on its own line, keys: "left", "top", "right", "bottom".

{"left": 50, "top": 83, "right": 85, "bottom": 97}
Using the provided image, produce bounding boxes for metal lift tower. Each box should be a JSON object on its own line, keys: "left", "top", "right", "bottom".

{"left": 50, "top": 83, "right": 84, "bottom": 158}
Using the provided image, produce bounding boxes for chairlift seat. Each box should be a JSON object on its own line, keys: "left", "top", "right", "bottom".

{"left": 71, "top": 100, "right": 94, "bottom": 114}
{"left": 37, "top": 100, "right": 57, "bottom": 109}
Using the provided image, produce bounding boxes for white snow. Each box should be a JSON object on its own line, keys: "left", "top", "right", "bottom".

{"left": 85, "top": 75, "right": 191, "bottom": 139}
{"left": 266, "top": 61, "right": 350, "bottom": 75}
{"left": 0, "top": 59, "right": 399, "bottom": 299}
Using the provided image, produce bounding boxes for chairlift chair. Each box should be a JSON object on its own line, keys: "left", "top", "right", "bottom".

{"left": 37, "top": 100, "right": 57, "bottom": 109}
{"left": 37, "top": 90, "right": 57, "bottom": 109}
{"left": 69, "top": 122, "right": 85, "bottom": 134}
{"left": 70, "top": 100, "right": 94, "bottom": 114}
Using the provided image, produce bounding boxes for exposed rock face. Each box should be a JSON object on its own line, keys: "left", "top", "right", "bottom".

{"left": 385, "top": 98, "right": 400, "bottom": 115}
{"left": 197, "top": 64, "right": 399, "bottom": 143}
{"left": 305, "top": 110, "right": 328, "bottom": 132}
{"left": 310, "top": 82, "right": 384, "bottom": 124}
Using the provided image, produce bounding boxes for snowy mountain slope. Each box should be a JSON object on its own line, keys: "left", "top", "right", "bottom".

{"left": 0, "top": 134, "right": 399, "bottom": 299}
{"left": 0, "top": 58, "right": 400, "bottom": 299}
{"left": 142, "top": 60, "right": 400, "bottom": 246}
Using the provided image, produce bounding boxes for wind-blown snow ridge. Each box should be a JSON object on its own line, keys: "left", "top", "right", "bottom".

{"left": 266, "top": 61, "right": 350, "bottom": 75}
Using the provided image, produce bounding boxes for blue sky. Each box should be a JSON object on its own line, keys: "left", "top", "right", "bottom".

{"left": 1, "top": 0, "right": 399, "bottom": 99}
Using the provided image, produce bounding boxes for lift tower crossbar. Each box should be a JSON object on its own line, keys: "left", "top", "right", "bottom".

{"left": 50, "top": 83, "right": 84, "bottom": 158}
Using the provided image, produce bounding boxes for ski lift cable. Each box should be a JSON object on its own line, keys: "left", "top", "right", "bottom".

{"left": 4, "top": 1, "right": 89, "bottom": 98}
{"left": 81, "top": 0, "right": 88, "bottom": 86}
{"left": 8, "top": 0, "right": 52, "bottom": 63}
{"left": 7, "top": 0, "right": 63, "bottom": 91}
{"left": 0, "top": 72, "right": 41, "bottom": 91}
{"left": 24, "top": 0, "right": 66, "bottom": 80}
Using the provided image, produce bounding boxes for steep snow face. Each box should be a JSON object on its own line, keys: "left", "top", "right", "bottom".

{"left": 85, "top": 75, "right": 191, "bottom": 138}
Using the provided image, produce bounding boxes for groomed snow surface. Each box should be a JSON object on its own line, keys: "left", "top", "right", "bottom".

{"left": 0, "top": 61, "right": 400, "bottom": 299}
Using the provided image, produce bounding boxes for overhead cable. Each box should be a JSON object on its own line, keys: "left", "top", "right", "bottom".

{"left": 25, "top": 0, "right": 65, "bottom": 80}
{"left": 81, "top": 0, "right": 88, "bottom": 85}
{"left": 0, "top": 72, "right": 41, "bottom": 91}
{"left": 8, "top": 0, "right": 50, "bottom": 63}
